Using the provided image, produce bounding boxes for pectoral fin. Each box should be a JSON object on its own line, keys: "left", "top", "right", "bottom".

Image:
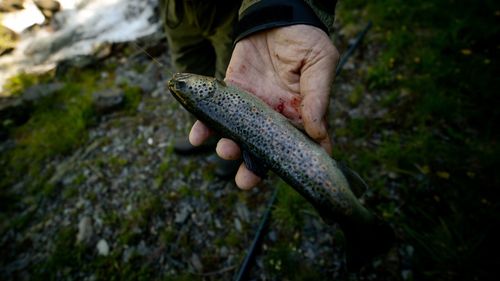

{"left": 242, "top": 149, "right": 268, "bottom": 179}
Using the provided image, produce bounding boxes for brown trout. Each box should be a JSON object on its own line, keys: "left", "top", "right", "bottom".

{"left": 168, "top": 73, "right": 394, "bottom": 269}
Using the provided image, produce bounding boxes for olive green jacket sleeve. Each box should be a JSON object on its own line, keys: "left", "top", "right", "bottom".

{"left": 236, "top": 0, "right": 337, "bottom": 41}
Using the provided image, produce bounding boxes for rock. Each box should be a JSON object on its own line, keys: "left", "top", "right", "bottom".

{"left": 219, "top": 246, "right": 229, "bottom": 257}
{"left": 174, "top": 205, "right": 192, "bottom": 224}
{"left": 115, "top": 68, "right": 154, "bottom": 93}
{"left": 96, "top": 239, "right": 109, "bottom": 256}
{"left": 33, "top": 0, "right": 59, "bottom": 11}
{"left": 234, "top": 218, "right": 242, "bottom": 232}
{"left": 0, "top": 0, "right": 24, "bottom": 12}
{"left": 33, "top": 0, "right": 60, "bottom": 20}
{"left": 122, "top": 246, "right": 135, "bottom": 263}
{"left": 235, "top": 202, "right": 250, "bottom": 223}
{"left": 55, "top": 55, "right": 99, "bottom": 77}
{"left": 0, "top": 24, "right": 18, "bottom": 56}
{"left": 92, "top": 89, "right": 125, "bottom": 115}
{"left": 190, "top": 253, "right": 203, "bottom": 272}
{"left": 136, "top": 240, "right": 150, "bottom": 256}
{"left": 76, "top": 216, "right": 93, "bottom": 245}
{"left": 22, "top": 82, "right": 64, "bottom": 102}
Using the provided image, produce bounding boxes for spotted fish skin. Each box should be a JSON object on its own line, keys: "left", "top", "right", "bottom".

{"left": 168, "top": 73, "right": 379, "bottom": 227}
{"left": 168, "top": 73, "right": 397, "bottom": 270}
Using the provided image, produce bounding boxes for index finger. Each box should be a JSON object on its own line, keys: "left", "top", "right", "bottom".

{"left": 189, "top": 120, "right": 214, "bottom": 146}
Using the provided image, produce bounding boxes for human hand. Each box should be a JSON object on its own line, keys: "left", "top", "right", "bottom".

{"left": 190, "top": 24, "right": 339, "bottom": 189}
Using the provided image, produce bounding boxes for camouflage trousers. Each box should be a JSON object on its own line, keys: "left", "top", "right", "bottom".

{"left": 158, "top": 0, "right": 241, "bottom": 79}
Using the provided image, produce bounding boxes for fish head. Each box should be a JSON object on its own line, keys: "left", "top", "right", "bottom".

{"left": 168, "top": 73, "right": 221, "bottom": 109}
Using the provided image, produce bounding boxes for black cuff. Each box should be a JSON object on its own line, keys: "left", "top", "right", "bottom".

{"left": 235, "top": 0, "right": 328, "bottom": 42}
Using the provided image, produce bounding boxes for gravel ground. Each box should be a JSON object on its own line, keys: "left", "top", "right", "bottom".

{"left": 0, "top": 23, "right": 410, "bottom": 280}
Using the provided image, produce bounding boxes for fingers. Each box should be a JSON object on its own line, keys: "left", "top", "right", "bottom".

{"left": 301, "top": 93, "right": 333, "bottom": 154}
{"left": 190, "top": 121, "right": 261, "bottom": 189}
{"left": 217, "top": 139, "right": 261, "bottom": 189}
{"left": 235, "top": 163, "right": 261, "bottom": 190}
{"left": 300, "top": 40, "right": 339, "bottom": 155}
{"left": 189, "top": 120, "right": 214, "bottom": 146}
{"left": 318, "top": 118, "right": 333, "bottom": 154}
{"left": 216, "top": 138, "right": 241, "bottom": 160}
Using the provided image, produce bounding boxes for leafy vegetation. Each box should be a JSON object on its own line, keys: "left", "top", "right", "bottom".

{"left": 331, "top": 0, "right": 499, "bottom": 279}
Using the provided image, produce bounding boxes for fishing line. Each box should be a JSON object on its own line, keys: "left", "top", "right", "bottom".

{"left": 130, "top": 41, "right": 175, "bottom": 77}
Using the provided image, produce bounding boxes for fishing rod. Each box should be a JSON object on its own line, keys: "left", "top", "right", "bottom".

{"left": 233, "top": 21, "right": 373, "bottom": 281}
{"left": 336, "top": 21, "right": 372, "bottom": 76}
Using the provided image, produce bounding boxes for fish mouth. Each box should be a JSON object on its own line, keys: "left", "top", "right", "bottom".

{"left": 168, "top": 78, "right": 186, "bottom": 92}
{"left": 168, "top": 77, "right": 188, "bottom": 105}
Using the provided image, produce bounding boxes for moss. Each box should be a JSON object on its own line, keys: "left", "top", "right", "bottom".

{"left": 72, "top": 173, "right": 87, "bottom": 186}
{"left": 264, "top": 241, "right": 326, "bottom": 280}
{"left": 272, "top": 181, "right": 311, "bottom": 234}
{"left": 32, "top": 226, "right": 87, "bottom": 279}
{"left": 7, "top": 85, "right": 92, "bottom": 175}
{"left": 123, "top": 85, "right": 142, "bottom": 112}
{"left": 348, "top": 84, "right": 364, "bottom": 106}
{"left": 119, "top": 191, "right": 164, "bottom": 245}
{"left": 224, "top": 229, "right": 241, "bottom": 247}
{"left": 2, "top": 72, "right": 52, "bottom": 96}
{"left": 159, "top": 226, "right": 177, "bottom": 245}
{"left": 109, "top": 155, "right": 128, "bottom": 173}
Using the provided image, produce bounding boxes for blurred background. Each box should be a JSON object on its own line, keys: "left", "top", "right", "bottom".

{"left": 1, "top": 0, "right": 498, "bottom": 280}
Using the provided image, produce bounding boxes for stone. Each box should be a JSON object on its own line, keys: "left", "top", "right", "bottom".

{"left": 136, "top": 240, "right": 150, "bottom": 256}
{"left": 190, "top": 253, "right": 203, "bottom": 272}
{"left": 174, "top": 205, "right": 192, "bottom": 224}
{"left": 55, "top": 55, "right": 98, "bottom": 77}
{"left": 235, "top": 202, "right": 250, "bottom": 222}
{"left": 33, "top": 0, "right": 59, "bottom": 11}
{"left": 96, "top": 239, "right": 109, "bottom": 256}
{"left": 33, "top": 0, "right": 60, "bottom": 20}
{"left": 76, "top": 216, "right": 93, "bottom": 245}
{"left": 0, "top": 0, "right": 24, "bottom": 12}
{"left": 22, "top": 82, "right": 64, "bottom": 101}
{"left": 234, "top": 218, "right": 242, "bottom": 232}
{"left": 92, "top": 89, "right": 125, "bottom": 115}
{"left": 0, "top": 24, "right": 18, "bottom": 56}
{"left": 122, "top": 246, "right": 135, "bottom": 263}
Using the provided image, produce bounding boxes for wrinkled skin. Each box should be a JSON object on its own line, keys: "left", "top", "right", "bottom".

{"left": 189, "top": 25, "right": 339, "bottom": 189}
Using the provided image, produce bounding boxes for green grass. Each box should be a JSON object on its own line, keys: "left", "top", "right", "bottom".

{"left": 334, "top": 0, "right": 500, "bottom": 279}
{"left": 272, "top": 180, "right": 312, "bottom": 233}
{"left": 0, "top": 59, "right": 143, "bottom": 185}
